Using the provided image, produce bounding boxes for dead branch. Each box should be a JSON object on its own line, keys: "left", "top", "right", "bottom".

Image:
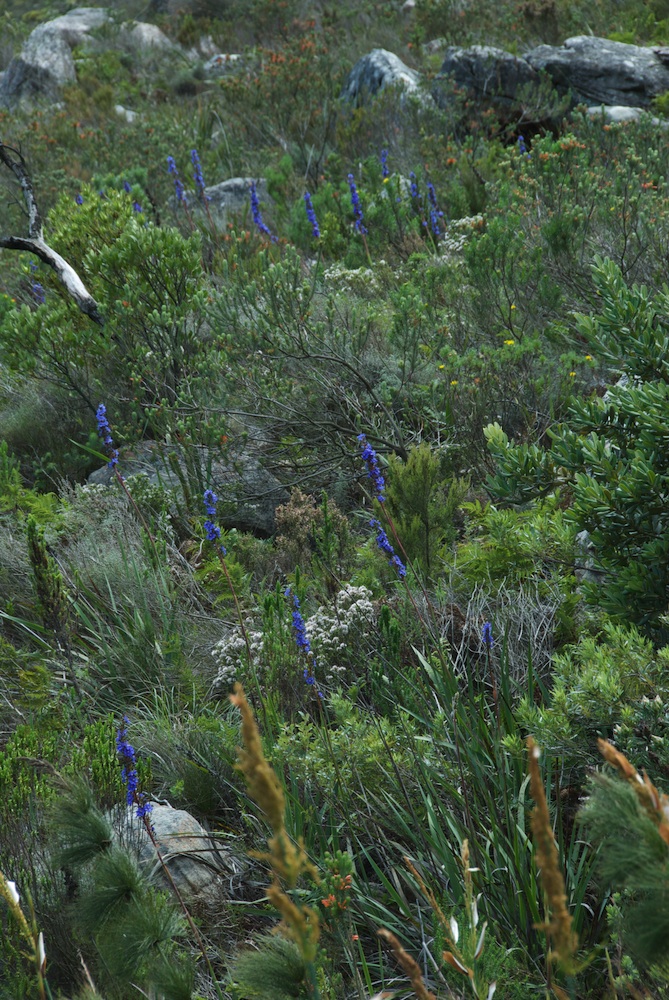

{"left": 0, "top": 140, "right": 104, "bottom": 325}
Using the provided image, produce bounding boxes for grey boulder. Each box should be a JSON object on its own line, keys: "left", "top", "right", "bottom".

{"left": 121, "top": 803, "right": 247, "bottom": 908}
{"left": 435, "top": 45, "right": 539, "bottom": 108}
{"left": 119, "top": 21, "right": 176, "bottom": 52}
{"left": 525, "top": 35, "right": 669, "bottom": 108}
{"left": 1, "top": 7, "right": 110, "bottom": 107}
{"left": 88, "top": 439, "right": 288, "bottom": 536}
{"left": 342, "top": 48, "right": 421, "bottom": 104}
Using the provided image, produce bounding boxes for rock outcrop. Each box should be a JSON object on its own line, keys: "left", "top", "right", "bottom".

{"left": 345, "top": 36, "right": 669, "bottom": 123}
{"left": 342, "top": 48, "right": 421, "bottom": 105}
{"left": 1, "top": 7, "right": 110, "bottom": 107}
{"left": 525, "top": 35, "right": 669, "bottom": 109}
{"left": 120, "top": 803, "right": 248, "bottom": 909}
{"left": 435, "top": 45, "right": 540, "bottom": 109}
{"left": 88, "top": 439, "right": 288, "bottom": 536}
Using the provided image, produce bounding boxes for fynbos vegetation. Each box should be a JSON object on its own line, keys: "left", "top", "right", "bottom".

{"left": 3, "top": 0, "right": 669, "bottom": 996}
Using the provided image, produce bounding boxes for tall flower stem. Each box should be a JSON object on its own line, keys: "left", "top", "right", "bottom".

{"left": 116, "top": 718, "right": 226, "bottom": 999}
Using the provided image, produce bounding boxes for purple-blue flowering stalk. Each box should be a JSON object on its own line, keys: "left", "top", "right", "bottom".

{"left": 481, "top": 621, "right": 499, "bottom": 722}
{"left": 96, "top": 403, "right": 119, "bottom": 468}
{"left": 167, "top": 155, "right": 187, "bottom": 204}
{"left": 347, "top": 173, "right": 368, "bottom": 235}
{"left": 347, "top": 172, "right": 373, "bottom": 265}
{"left": 409, "top": 171, "right": 421, "bottom": 203}
{"left": 250, "top": 182, "right": 277, "bottom": 242}
{"left": 369, "top": 519, "right": 406, "bottom": 579}
{"left": 518, "top": 134, "right": 530, "bottom": 158}
{"left": 31, "top": 282, "right": 46, "bottom": 305}
{"left": 357, "top": 433, "right": 386, "bottom": 503}
{"left": 380, "top": 148, "right": 389, "bottom": 180}
{"left": 358, "top": 434, "right": 408, "bottom": 580}
{"left": 303, "top": 191, "right": 320, "bottom": 239}
{"left": 116, "top": 718, "right": 225, "bottom": 998}
{"left": 116, "top": 716, "right": 153, "bottom": 820}
{"left": 132, "top": 201, "right": 143, "bottom": 214}
{"left": 285, "top": 587, "right": 322, "bottom": 693}
{"left": 92, "top": 407, "right": 168, "bottom": 563}
{"left": 202, "top": 489, "right": 259, "bottom": 685}
{"left": 123, "top": 180, "right": 132, "bottom": 193}
{"left": 427, "top": 182, "right": 444, "bottom": 238}
{"left": 191, "top": 148, "right": 209, "bottom": 202}
{"left": 203, "top": 489, "right": 227, "bottom": 555}
{"left": 75, "top": 193, "right": 83, "bottom": 205}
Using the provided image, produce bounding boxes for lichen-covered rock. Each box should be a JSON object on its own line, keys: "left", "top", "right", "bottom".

{"left": 436, "top": 45, "right": 539, "bottom": 108}
{"left": 525, "top": 35, "right": 669, "bottom": 108}
{"left": 0, "top": 7, "right": 110, "bottom": 107}
{"left": 119, "top": 21, "right": 176, "bottom": 51}
{"left": 585, "top": 104, "right": 667, "bottom": 126}
{"left": 88, "top": 439, "right": 288, "bottom": 536}
{"left": 342, "top": 48, "right": 421, "bottom": 105}
{"left": 200, "top": 177, "right": 269, "bottom": 229}
{"left": 120, "top": 803, "right": 247, "bottom": 908}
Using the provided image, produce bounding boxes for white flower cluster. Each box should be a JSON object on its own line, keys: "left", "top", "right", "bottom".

{"left": 323, "top": 262, "right": 382, "bottom": 297}
{"left": 211, "top": 622, "right": 264, "bottom": 694}
{"left": 440, "top": 215, "right": 485, "bottom": 256}
{"left": 305, "top": 584, "right": 377, "bottom": 684}
{"left": 210, "top": 586, "right": 378, "bottom": 693}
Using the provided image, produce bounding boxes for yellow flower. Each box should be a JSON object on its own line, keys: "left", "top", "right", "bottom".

{"left": 504, "top": 339, "right": 515, "bottom": 345}
{"left": 569, "top": 371, "right": 576, "bottom": 377}
{"left": 438, "top": 364, "right": 445, "bottom": 370}
{"left": 585, "top": 354, "right": 593, "bottom": 360}
{"left": 450, "top": 379, "right": 458, "bottom": 386}
{"left": 510, "top": 304, "right": 516, "bottom": 310}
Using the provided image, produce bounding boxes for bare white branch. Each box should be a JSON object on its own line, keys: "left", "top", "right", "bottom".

{"left": 0, "top": 140, "right": 104, "bottom": 325}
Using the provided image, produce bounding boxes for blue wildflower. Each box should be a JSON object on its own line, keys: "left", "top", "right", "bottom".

{"left": 357, "top": 433, "right": 386, "bottom": 503}
{"left": 303, "top": 191, "right": 320, "bottom": 239}
{"left": 369, "top": 518, "right": 407, "bottom": 578}
{"left": 250, "top": 182, "right": 277, "bottom": 241}
{"left": 482, "top": 621, "right": 494, "bottom": 648}
{"left": 95, "top": 403, "right": 119, "bottom": 468}
{"left": 518, "top": 134, "right": 530, "bottom": 158}
{"left": 191, "top": 149, "right": 208, "bottom": 200}
{"left": 132, "top": 201, "right": 143, "bottom": 213}
{"left": 285, "top": 588, "right": 320, "bottom": 689}
{"left": 427, "top": 182, "right": 444, "bottom": 237}
{"left": 167, "top": 155, "right": 187, "bottom": 204}
{"left": 347, "top": 173, "right": 368, "bottom": 235}
{"left": 380, "top": 148, "right": 389, "bottom": 179}
{"left": 123, "top": 180, "right": 132, "bottom": 193}
{"left": 31, "top": 282, "right": 46, "bottom": 304}
{"left": 202, "top": 489, "right": 226, "bottom": 554}
{"left": 116, "top": 716, "right": 153, "bottom": 820}
{"left": 75, "top": 193, "right": 84, "bottom": 206}
{"left": 29, "top": 261, "right": 38, "bottom": 273}
{"left": 409, "top": 171, "right": 421, "bottom": 203}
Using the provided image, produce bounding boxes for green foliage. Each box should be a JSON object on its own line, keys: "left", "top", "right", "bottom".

{"left": 230, "top": 934, "right": 307, "bottom": 999}
{"left": 385, "top": 442, "right": 468, "bottom": 576}
{"left": 26, "top": 515, "right": 69, "bottom": 636}
{"left": 487, "top": 257, "right": 669, "bottom": 632}
{"left": 5, "top": 4, "right": 669, "bottom": 996}
{"left": 516, "top": 621, "right": 669, "bottom": 767}
{"left": 272, "top": 694, "right": 423, "bottom": 818}
{"left": 580, "top": 770, "right": 669, "bottom": 974}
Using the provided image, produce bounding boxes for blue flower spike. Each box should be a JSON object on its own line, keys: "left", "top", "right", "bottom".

{"left": 116, "top": 716, "right": 153, "bottom": 821}
{"left": 203, "top": 489, "right": 227, "bottom": 555}
{"left": 96, "top": 404, "right": 119, "bottom": 468}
